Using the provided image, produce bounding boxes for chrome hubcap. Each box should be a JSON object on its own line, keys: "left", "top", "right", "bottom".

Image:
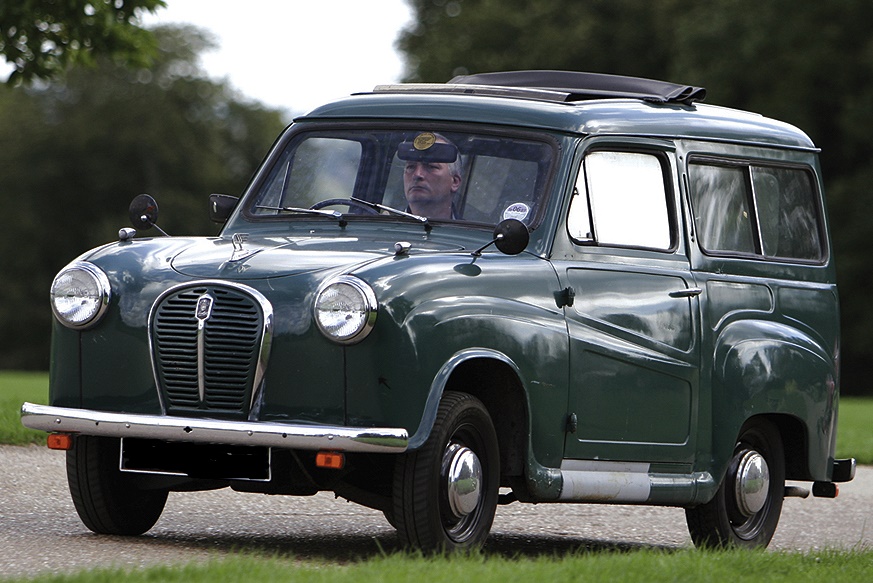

{"left": 442, "top": 443, "right": 482, "bottom": 518}
{"left": 733, "top": 450, "right": 770, "bottom": 516}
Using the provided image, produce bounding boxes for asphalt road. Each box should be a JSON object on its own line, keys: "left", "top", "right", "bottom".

{"left": 2, "top": 445, "right": 870, "bottom": 578}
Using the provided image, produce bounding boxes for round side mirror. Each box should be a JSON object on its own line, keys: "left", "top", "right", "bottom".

{"left": 493, "top": 218, "right": 530, "bottom": 255}
{"left": 129, "top": 194, "right": 159, "bottom": 230}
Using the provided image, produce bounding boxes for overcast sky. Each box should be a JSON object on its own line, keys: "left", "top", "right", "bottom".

{"left": 141, "top": 1, "right": 413, "bottom": 114}
{"left": 0, "top": 2, "right": 413, "bottom": 115}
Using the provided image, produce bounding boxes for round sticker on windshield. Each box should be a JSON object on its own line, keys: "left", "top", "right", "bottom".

{"left": 503, "top": 203, "right": 531, "bottom": 222}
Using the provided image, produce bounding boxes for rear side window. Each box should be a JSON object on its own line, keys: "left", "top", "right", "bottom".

{"left": 753, "top": 166, "right": 823, "bottom": 260}
{"left": 569, "top": 151, "right": 673, "bottom": 250}
{"left": 689, "top": 160, "right": 824, "bottom": 262}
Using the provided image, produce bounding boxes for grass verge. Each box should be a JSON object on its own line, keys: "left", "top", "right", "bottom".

{"left": 836, "top": 397, "right": 873, "bottom": 465}
{"left": 4, "top": 549, "right": 873, "bottom": 583}
{"left": 0, "top": 370, "right": 48, "bottom": 445}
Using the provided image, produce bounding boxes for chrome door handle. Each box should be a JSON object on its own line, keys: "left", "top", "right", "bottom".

{"left": 669, "top": 287, "right": 703, "bottom": 298}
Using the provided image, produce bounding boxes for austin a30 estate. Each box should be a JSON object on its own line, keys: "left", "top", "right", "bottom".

{"left": 23, "top": 71, "right": 855, "bottom": 550}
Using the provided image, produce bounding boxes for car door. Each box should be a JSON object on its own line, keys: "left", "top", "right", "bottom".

{"left": 553, "top": 145, "right": 701, "bottom": 465}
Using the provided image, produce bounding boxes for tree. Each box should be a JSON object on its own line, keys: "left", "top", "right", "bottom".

{"left": 1, "top": 0, "right": 165, "bottom": 84}
{"left": 397, "top": 0, "right": 873, "bottom": 393}
{"left": 398, "top": 0, "right": 672, "bottom": 83}
{"left": 0, "top": 25, "right": 286, "bottom": 370}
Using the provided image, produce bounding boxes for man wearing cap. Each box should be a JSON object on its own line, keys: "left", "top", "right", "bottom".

{"left": 402, "top": 133, "right": 462, "bottom": 220}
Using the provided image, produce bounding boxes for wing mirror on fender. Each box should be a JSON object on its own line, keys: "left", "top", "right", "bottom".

{"left": 120, "top": 193, "right": 169, "bottom": 240}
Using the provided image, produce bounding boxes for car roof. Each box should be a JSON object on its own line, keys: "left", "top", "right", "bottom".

{"left": 299, "top": 70, "right": 816, "bottom": 151}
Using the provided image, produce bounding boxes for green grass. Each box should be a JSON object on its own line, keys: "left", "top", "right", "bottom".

{"left": 836, "top": 397, "right": 873, "bottom": 465}
{"left": 3, "top": 549, "right": 873, "bottom": 583}
{"left": 0, "top": 370, "right": 48, "bottom": 445}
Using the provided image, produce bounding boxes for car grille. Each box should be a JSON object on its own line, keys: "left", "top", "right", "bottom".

{"left": 150, "top": 283, "right": 272, "bottom": 418}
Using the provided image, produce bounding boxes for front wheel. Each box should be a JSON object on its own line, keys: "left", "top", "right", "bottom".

{"left": 685, "top": 420, "right": 785, "bottom": 549}
{"left": 67, "top": 436, "right": 169, "bottom": 535}
{"left": 392, "top": 391, "right": 499, "bottom": 551}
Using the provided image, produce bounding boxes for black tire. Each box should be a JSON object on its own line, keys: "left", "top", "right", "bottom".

{"left": 66, "top": 436, "right": 169, "bottom": 535}
{"left": 392, "top": 391, "right": 499, "bottom": 551}
{"left": 685, "top": 419, "right": 785, "bottom": 549}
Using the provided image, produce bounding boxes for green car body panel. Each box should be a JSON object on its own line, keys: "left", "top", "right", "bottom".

{"left": 25, "top": 72, "right": 854, "bottom": 548}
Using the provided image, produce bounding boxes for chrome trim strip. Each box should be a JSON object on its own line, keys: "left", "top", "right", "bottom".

{"left": 21, "top": 403, "right": 408, "bottom": 453}
{"left": 558, "top": 459, "right": 715, "bottom": 504}
{"left": 559, "top": 460, "right": 652, "bottom": 502}
{"left": 194, "top": 292, "right": 214, "bottom": 404}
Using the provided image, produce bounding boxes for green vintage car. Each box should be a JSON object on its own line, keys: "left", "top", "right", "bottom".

{"left": 23, "top": 71, "right": 855, "bottom": 551}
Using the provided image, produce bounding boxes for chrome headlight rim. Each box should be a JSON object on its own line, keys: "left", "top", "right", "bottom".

{"left": 50, "top": 261, "right": 111, "bottom": 330}
{"left": 314, "top": 275, "right": 378, "bottom": 345}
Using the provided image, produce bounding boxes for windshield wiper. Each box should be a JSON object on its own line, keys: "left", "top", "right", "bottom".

{"left": 349, "top": 197, "right": 431, "bottom": 230}
{"left": 255, "top": 205, "right": 343, "bottom": 219}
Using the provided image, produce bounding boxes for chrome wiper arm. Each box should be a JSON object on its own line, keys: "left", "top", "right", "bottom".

{"left": 350, "top": 197, "right": 429, "bottom": 225}
{"left": 255, "top": 205, "right": 343, "bottom": 219}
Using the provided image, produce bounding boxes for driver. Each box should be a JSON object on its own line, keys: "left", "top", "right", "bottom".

{"left": 400, "top": 133, "right": 462, "bottom": 220}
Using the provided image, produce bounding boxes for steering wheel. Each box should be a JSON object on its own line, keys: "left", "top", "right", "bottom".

{"left": 309, "top": 198, "right": 379, "bottom": 214}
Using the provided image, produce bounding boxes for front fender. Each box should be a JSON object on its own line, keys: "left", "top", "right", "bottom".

{"left": 344, "top": 254, "right": 569, "bottom": 472}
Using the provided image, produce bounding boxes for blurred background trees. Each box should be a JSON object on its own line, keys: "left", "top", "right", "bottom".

{"left": 0, "top": 0, "right": 166, "bottom": 84}
{"left": 1, "top": 0, "right": 872, "bottom": 393}
{"left": 0, "top": 24, "right": 285, "bottom": 369}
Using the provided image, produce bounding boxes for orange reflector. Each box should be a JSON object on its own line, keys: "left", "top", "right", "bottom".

{"left": 47, "top": 433, "right": 73, "bottom": 450}
{"left": 316, "top": 451, "right": 345, "bottom": 470}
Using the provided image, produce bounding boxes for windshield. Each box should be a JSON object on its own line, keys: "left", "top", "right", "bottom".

{"left": 245, "top": 128, "right": 555, "bottom": 227}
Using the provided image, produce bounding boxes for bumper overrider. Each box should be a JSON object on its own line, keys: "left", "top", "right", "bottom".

{"left": 20, "top": 402, "right": 409, "bottom": 453}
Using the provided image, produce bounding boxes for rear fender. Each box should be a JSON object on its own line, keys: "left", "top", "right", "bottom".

{"left": 712, "top": 320, "right": 838, "bottom": 482}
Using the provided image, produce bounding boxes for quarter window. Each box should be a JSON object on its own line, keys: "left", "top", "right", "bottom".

{"left": 569, "top": 151, "right": 672, "bottom": 250}
{"left": 689, "top": 160, "right": 824, "bottom": 262}
{"left": 752, "top": 166, "right": 823, "bottom": 261}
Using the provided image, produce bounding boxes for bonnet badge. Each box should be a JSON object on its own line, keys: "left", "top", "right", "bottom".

{"left": 195, "top": 294, "right": 214, "bottom": 322}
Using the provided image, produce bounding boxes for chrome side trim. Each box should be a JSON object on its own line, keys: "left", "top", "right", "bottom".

{"left": 559, "top": 460, "right": 652, "bottom": 502}
{"left": 21, "top": 403, "right": 408, "bottom": 453}
{"left": 558, "top": 459, "right": 715, "bottom": 504}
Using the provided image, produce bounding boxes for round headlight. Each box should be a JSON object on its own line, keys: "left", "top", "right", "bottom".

{"left": 314, "top": 275, "right": 377, "bottom": 344}
{"left": 50, "top": 262, "right": 111, "bottom": 329}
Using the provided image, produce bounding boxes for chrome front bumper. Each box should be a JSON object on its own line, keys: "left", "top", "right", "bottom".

{"left": 20, "top": 402, "right": 408, "bottom": 454}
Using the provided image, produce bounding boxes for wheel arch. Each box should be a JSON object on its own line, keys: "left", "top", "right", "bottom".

{"left": 710, "top": 319, "right": 838, "bottom": 483}
{"left": 407, "top": 350, "right": 529, "bottom": 480}
{"left": 444, "top": 356, "right": 529, "bottom": 483}
{"left": 721, "top": 413, "right": 810, "bottom": 484}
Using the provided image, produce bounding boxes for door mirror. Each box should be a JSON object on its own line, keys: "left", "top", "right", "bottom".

{"left": 493, "top": 218, "right": 530, "bottom": 255}
{"left": 209, "top": 193, "right": 239, "bottom": 223}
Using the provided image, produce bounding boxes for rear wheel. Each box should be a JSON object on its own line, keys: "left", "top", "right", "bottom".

{"left": 685, "top": 420, "right": 785, "bottom": 549}
{"left": 67, "top": 436, "right": 168, "bottom": 535}
{"left": 392, "top": 391, "right": 499, "bottom": 551}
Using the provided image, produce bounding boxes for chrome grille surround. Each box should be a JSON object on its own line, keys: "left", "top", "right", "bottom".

{"left": 149, "top": 281, "right": 273, "bottom": 419}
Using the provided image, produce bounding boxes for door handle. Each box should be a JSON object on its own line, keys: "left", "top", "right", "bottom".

{"left": 669, "top": 287, "right": 703, "bottom": 298}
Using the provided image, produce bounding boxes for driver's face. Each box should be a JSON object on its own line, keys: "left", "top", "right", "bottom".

{"left": 403, "top": 159, "right": 460, "bottom": 218}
